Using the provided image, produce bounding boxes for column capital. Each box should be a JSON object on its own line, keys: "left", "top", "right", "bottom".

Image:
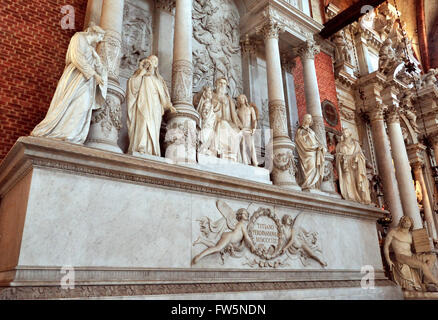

{"left": 155, "top": 0, "right": 176, "bottom": 13}
{"left": 368, "top": 102, "right": 387, "bottom": 122}
{"left": 385, "top": 105, "right": 400, "bottom": 124}
{"left": 296, "top": 40, "right": 320, "bottom": 60}
{"left": 256, "top": 19, "right": 285, "bottom": 40}
{"left": 280, "top": 52, "right": 296, "bottom": 73}
{"left": 240, "top": 34, "right": 257, "bottom": 56}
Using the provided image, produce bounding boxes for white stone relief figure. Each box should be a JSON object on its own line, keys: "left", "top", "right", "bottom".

{"left": 192, "top": 200, "right": 255, "bottom": 265}
{"left": 211, "top": 78, "right": 242, "bottom": 162}
{"left": 295, "top": 114, "right": 326, "bottom": 190}
{"left": 384, "top": 216, "right": 438, "bottom": 291}
{"left": 379, "top": 38, "right": 400, "bottom": 73}
{"left": 197, "top": 86, "right": 216, "bottom": 156}
{"left": 236, "top": 94, "right": 259, "bottom": 167}
{"left": 331, "top": 31, "right": 352, "bottom": 64}
{"left": 335, "top": 128, "right": 371, "bottom": 205}
{"left": 421, "top": 68, "right": 438, "bottom": 88}
{"left": 31, "top": 25, "right": 107, "bottom": 144}
{"left": 281, "top": 214, "right": 327, "bottom": 267}
{"left": 127, "top": 55, "right": 176, "bottom": 157}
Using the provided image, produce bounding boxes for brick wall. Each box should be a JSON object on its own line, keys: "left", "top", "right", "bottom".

{"left": 0, "top": 0, "right": 86, "bottom": 160}
{"left": 292, "top": 52, "right": 341, "bottom": 133}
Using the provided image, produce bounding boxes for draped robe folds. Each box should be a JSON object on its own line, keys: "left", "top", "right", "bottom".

{"left": 211, "top": 94, "right": 241, "bottom": 162}
{"left": 31, "top": 32, "right": 107, "bottom": 144}
{"left": 197, "top": 97, "right": 217, "bottom": 156}
{"left": 127, "top": 73, "right": 172, "bottom": 156}
{"left": 295, "top": 126, "right": 325, "bottom": 190}
{"left": 336, "top": 139, "right": 371, "bottom": 204}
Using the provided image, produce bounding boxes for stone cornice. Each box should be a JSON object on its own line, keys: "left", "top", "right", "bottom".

{"left": 0, "top": 137, "right": 386, "bottom": 221}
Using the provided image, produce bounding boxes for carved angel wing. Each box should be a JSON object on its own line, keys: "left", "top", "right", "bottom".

{"left": 216, "top": 200, "right": 238, "bottom": 230}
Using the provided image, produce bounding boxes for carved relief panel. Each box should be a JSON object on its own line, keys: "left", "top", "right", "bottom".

{"left": 120, "top": 0, "right": 153, "bottom": 79}
{"left": 192, "top": 0, "right": 243, "bottom": 97}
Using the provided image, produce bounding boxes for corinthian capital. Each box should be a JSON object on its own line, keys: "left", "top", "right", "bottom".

{"left": 256, "top": 19, "right": 285, "bottom": 40}
{"left": 385, "top": 105, "right": 400, "bottom": 124}
{"left": 156, "top": 0, "right": 176, "bottom": 13}
{"left": 296, "top": 40, "right": 320, "bottom": 60}
{"left": 240, "top": 34, "right": 257, "bottom": 56}
{"left": 368, "top": 102, "right": 386, "bottom": 122}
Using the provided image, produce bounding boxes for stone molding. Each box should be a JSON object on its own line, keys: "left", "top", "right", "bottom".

{"left": 0, "top": 279, "right": 395, "bottom": 300}
{"left": 0, "top": 137, "right": 387, "bottom": 221}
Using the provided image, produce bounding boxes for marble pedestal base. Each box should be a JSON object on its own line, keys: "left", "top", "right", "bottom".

{"left": 0, "top": 137, "right": 402, "bottom": 300}
{"left": 192, "top": 154, "right": 272, "bottom": 184}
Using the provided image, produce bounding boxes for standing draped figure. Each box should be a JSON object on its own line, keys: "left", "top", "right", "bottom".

{"left": 211, "top": 78, "right": 242, "bottom": 162}
{"left": 295, "top": 114, "right": 326, "bottom": 190}
{"left": 336, "top": 128, "right": 371, "bottom": 204}
{"left": 31, "top": 25, "right": 107, "bottom": 144}
{"left": 197, "top": 86, "right": 216, "bottom": 156}
{"left": 127, "top": 55, "right": 176, "bottom": 157}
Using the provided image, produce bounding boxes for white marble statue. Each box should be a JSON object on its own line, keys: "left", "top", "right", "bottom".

{"left": 384, "top": 216, "right": 438, "bottom": 291}
{"left": 236, "top": 94, "right": 258, "bottom": 167}
{"left": 211, "top": 78, "right": 242, "bottom": 162}
{"left": 197, "top": 86, "right": 216, "bottom": 156}
{"left": 31, "top": 25, "right": 107, "bottom": 144}
{"left": 295, "top": 114, "right": 326, "bottom": 191}
{"left": 127, "top": 55, "right": 176, "bottom": 157}
{"left": 336, "top": 128, "right": 371, "bottom": 205}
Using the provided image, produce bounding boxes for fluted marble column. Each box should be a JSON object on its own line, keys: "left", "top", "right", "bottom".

{"left": 86, "top": 0, "right": 125, "bottom": 153}
{"left": 368, "top": 103, "right": 404, "bottom": 226}
{"left": 257, "top": 20, "right": 299, "bottom": 189}
{"left": 297, "top": 40, "right": 337, "bottom": 195}
{"left": 165, "top": 0, "right": 198, "bottom": 164}
{"left": 412, "top": 159, "right": 438, "bottom": 240}
{"left": 385, "top": 104, "right": 423, "bottom": 229}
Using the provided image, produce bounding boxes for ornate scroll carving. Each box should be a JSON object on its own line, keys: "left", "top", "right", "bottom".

{"left": 172, "top": 59, "right": 193, "bottom": 106}
{"left": 240, "top": 34, "right": 257, "bottom": 56}
{"left": 192, "top": 0, "right": 242, "bottom": 97}
{"left": 297, "top": 40, "right": 320, "bottom": 60}
{"left": 120, "top": 1, "right": 152, "bottom": 74}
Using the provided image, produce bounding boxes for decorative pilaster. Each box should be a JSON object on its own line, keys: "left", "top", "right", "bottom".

{"left": 165, "top": 0, "right": 198, "bottom": 164}
{"left": 383, "top": 89, "right": 423, "bottom": 230}
{"left": 257, "top": 19, "right": 299, "bottom": 190}
{"left": 240, "top": 34, "right": 258, "bottom": 102}
{"left": 86, "top": 0, "right": 125, "bottom": 153}
{"left": 367, "top": 102, "right": 404, "bottom": 226}
{"left": 409, "top": 145, "right": 438, "bottom": 240}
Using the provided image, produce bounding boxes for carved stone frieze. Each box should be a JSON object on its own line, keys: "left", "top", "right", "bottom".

{"left": 192, "top": 201, "right": 326, "bottom": 268}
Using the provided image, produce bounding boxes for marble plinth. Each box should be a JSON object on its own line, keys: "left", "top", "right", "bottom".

{"left": 191, "top": 154, "right": 271, "bottom": 184}
{"left": 0, "top": 137, "right": 399, "bottom": 299}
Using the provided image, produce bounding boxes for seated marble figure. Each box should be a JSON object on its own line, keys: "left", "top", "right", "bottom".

{"left": 384, "top": 216, "right": 438, "bottom": 291}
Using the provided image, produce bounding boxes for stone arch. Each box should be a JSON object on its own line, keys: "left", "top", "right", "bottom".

{"left": 400, "top": 114, "right": 418, "bottom": 145}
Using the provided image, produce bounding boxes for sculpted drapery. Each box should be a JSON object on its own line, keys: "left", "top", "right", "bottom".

{"left": 295, "top": 114, "right": 326, "bottom": 190}
{"left": 127, "top": 55, "right": 175, "bottom": 156}
{"left": 31, "top": 26, "right": 107, "bottom": 144}
{"left": 210, "top": 78, "right": 242, "bottom": 162}
{"left": 336, "top": 129, "right": 371, "bottom": 204}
